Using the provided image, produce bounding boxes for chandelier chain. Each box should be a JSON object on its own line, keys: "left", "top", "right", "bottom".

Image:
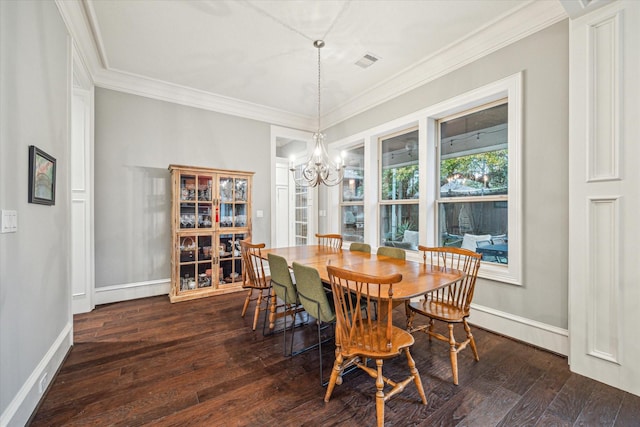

{"left": 317, "top": 45, "right": 321, "bottom": 132}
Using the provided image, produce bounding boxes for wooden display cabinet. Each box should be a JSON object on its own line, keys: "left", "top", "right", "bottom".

{"left": 169, "top": 165, "right": 253, "bottom": 302}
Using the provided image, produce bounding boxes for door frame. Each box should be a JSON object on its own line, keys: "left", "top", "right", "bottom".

{"left": 270, "top": 126, "right": 316, "bottom": 247}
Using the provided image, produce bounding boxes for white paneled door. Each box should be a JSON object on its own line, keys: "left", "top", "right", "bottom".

{"left": 568, "top": 0, "right": 640, "bottom": 396}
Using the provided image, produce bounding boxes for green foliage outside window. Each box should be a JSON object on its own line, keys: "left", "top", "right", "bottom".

{"left": 440, "top": 149, "right": 508, "bottom": 194}
{"left": 381, "top": 165, "right": 419, "bottom": 200}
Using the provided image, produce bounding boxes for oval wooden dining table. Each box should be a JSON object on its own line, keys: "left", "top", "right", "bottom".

{"left": 260, "top": 245, "right": 464, "bottom": 303}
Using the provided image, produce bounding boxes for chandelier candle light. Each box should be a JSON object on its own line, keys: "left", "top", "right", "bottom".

{"left": 290, "top": 40, "right": 346, "bottom": 187}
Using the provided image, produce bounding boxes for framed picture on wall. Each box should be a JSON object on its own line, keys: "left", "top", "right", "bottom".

{"left": 28, "top": 145, "right": 56, "bottom": 205}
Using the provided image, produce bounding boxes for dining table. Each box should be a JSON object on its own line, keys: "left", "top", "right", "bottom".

{"left": 260, "top": 245, "right": 464, "bottom": 304}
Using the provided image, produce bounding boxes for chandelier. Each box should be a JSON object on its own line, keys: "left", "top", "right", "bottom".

{"left": 291, "top": 40, "right": 345, "bottom": 187}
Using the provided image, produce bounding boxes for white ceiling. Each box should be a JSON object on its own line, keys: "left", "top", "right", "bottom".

{"left": 63, "top": 0, "right": 578, "bottom": 129}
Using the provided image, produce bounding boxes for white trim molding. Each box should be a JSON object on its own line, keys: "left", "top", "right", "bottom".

{"left": 470, "top": 303, "right": 569, "bottom": 356}
{"left": 94, "top": 279, "right": 171, "bottom": 306}
{"left": 0, "top": 323, "right": 72, "bottom": 427}
{"left": 56, "top": 0, "right": 565, "bottom": 131}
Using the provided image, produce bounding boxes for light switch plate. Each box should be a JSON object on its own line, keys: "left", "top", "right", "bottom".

{"left": 1, "top": 210, "right": 17, "bottom": 233}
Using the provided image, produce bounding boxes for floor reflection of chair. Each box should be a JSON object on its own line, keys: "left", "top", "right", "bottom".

{"left": 239, "top": 241, "right": 271, "bottom": 331}
{"left": 291, "top": 262, "right": 336, "bottom": 385}
{"left": 406, "top": 245, "right": 482, "bottom": 385}
{"left": 325, "top": 266, "right": 427, "bottom": 427}
{"left": 315, "top": 233, "right": 343, "bottom": 249}
{"left": 267, "top": 253, "right": 305, "bottom": 356}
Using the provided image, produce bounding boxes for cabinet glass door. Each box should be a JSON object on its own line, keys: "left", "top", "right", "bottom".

{"left": 219, "top": 233, "right": 246, "bottom": 285}
{"left": 181, "top": 173, "right": 214, "bottom": 230}
{"left": 219, "top": 176, "right": 248, "bottom": 229}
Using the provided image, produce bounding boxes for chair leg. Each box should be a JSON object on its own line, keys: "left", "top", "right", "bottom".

{"left": 448, "top": 323, "right": 459, "bottom": 385}
{"left": 241, "top": 288, "right": 252, "bottom": 318}
{"left": 268, "top": 289, "right": 277, "bottom": 331}
{"left": 405, "top": 348, "right": 427, "bottom": 404}
{"left": 406, "top": 303, "right": 416, "bottom": 331}
{"left": 317, "top": 320, "right": 324, "bottom": 386}
{"left": 375, "top": 359, "right": 385, "bottom": 427}
{"left": 324, "top": 349, "right": 343, "bottom": 402}
{"left": 284, "top": 306, "right": 289, "bottom": 356}
{"left": 428, "top": 318, "right": 435, "bottom": 342}
{"left": 464, "top": 319, "right": 480, "bottom": 361}
{"left": 252, "top": 290, "right": 263, "bottom": 331}
{"left": 287, "top": 305, "right": 298, "bottom": 357}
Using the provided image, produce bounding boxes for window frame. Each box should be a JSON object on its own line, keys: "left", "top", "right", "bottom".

{"left": 426, "top": 75, "right": 522, "bottom": 284}
{"left": 436, "top": 98, "right": 509, "bottom": 264}
{"left": 378, "top": 127, "right": 420, "bottom": 249}
{"left": 339, "top": 144, "right": 366, "bottom": 243}
{"left": 327, "top": 72, "right": 522, "bottom": 284}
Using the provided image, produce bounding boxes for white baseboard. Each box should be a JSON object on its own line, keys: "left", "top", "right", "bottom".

{"left": 470, "top": 302, "right": 569, "bottom": 356}
{"left": 1, "top": 322, "right": 72, "bottom": 427}
{"left": 94, "top": 278, "right": 171, "bottom": 306}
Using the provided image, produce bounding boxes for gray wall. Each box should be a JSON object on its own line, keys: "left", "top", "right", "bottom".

{"left": 326, "top": 21, "right": 570, "bottom": 329}
{"left": 0, "top": 0, "right": 71, "bottom": 423}
{"left": 94, "top": 89, "right": 272, "bottom": 287}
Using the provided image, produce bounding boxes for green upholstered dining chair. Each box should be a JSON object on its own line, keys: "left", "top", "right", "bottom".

{"left": 267, "top": 253, "right": 304, "bottom": 356}
{"left": 349, "top": 242, "right": 371, "bottom": 253}
{"left": 376, "top": 246, "right": 406, "bottom": 260}
{"left": 292, "top": 262, "right": 336, "bottom": 385}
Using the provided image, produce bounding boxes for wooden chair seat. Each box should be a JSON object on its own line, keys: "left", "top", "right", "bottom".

{"left": 407, "top": 300, "right": 467, "bottom": 323}
{"left": 341, "top": 325, "right": 415, "bottom": 359}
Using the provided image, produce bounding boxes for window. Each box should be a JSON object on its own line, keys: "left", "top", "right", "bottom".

{"left": 437, "top": 100, "right": 509, "bottom": 264}
{"left": 328, "top": 72, "right": 521, "bottom": 284}
{"left": 379, "top": 128, "right": 419, "bottom": 250}
{"left": 340, "top": 146, "right": 365, "bottom": 242}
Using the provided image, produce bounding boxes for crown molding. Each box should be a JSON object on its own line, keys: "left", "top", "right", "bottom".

{"left": 92, "top": 66, "right": 314, "bottom": 129}
{"left": 322, "top": 0, "right": 567, "bottom": 128}
{"left": 55, "top": 0, "right": 314, "bottom": 130}
{"left": 57, "top": 0, "right": 566, "bottom": 132}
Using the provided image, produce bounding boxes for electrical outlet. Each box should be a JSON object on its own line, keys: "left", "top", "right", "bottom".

{"left": 39, "top": 372, "right": 48, "bottom": 394}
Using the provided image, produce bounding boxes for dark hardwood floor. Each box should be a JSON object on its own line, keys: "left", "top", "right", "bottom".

{"left": 29, "top": 293, "right": 640, "bottom": 426}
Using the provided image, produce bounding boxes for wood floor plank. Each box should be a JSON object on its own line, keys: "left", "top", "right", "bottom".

{"left": 575, "top": 381, "right": 625, "bottom": 426}
{"left": 545, "top": 373, "right": 596, "bottom": 423}
{"left": 496, "top": 360, "right": 572, "bottom": 426}
{"left": 28, "top": 294, "right": 636, "bottom": 427}
{"left": 614, "top": 391, "right": 640, "bottom": 426}
{"left": 455, "top": 385, "right": 521, "bottom": 427}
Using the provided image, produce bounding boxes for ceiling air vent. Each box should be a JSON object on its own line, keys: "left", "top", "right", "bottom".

{"left": 355, "top": 53, "right": 380, "bottom": 69}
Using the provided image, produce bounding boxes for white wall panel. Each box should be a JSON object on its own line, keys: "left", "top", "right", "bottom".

{"left": 587, "top": 197, "right": 620, "bottom": 363}
{"left": 71, "top": 199, "right": 88, "bottom": 297}
{"left": 588, "top": 14, "right": 620, "bottom": 181}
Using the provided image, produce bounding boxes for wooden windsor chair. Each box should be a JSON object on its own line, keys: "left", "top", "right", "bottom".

{"left": 315, "top": 233, "right": 343, "bottom": 249}
{"left": 406, "top": 245, "right": 482, "bottom": 385}
{"left": 239, "top": 240, "right": 272, "bottom": 331}
{"left": 325, "top": 265, "right": 427, "bottom": 427}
